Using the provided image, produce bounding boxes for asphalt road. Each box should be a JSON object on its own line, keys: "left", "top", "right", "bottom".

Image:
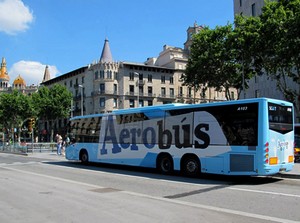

{"left": 1, "top": 152, "right": 300, "bottom": 223}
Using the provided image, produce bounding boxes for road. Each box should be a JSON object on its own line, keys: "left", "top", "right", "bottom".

{"left": 0, "top": 152, "right": 300, "bottom": 223}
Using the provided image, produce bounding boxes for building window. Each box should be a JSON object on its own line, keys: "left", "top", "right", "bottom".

{"left": 148, "top": 100, "right": 153, "bottom": 106}
{"left": 139, "top": 85, "right": 143, "bottom": 95}
{"left": 239, "top": 0, "right": 242, "bottom": 7}
{"left": 255, "top": 90, "right": 260, "bottom": 98}
{"left": 170, "top": 77, "right": 174, "bottom": 84}
{"left": 100, "top": 70, "right": 104, "bottom": 79}
{"left": 95, "top": 71, "right": 98, "bottom": 79}
{"left": 148, "top": 86, "right": 153, "bottom": 96}
{"left": 170, "top": 88, "right": 174, "bottom": 97}
{"left": 129, "top": 72, "right": 134, "bottom": 81}
{"left": 129, "top": 99, "right": 134, "bottom": 108}
{"left": 107, "top": 71, "right": 112, "bottom": 79}
{"left": 100, "top": 83, "right": 105, "bottom": 94}
{"left": 231, "top": 91, "right": 235, "bottom": 100}
{"left": 129, "top": 85, "right": 134, "bottom": 95}
{"left": 161, "top": 75, "right": 165, "bottom": 84}
{"left": 139, "top": 99, "right": 144, "bottom": 107}
{"left": 161, "top": 87, "right": 166, "bottom": 97}
{"left": 188, "top": 87, "right": 192, "bottom": 98}
{"left": 70, "top": 80, "right": 73, "bottom": 87}
{"left": 148, "top": 74, "right": 152, "bottom": 83}
{"left": 100, "top": 98, "right": 105, "bottom": 107}
{"left": 179, "top": 87, "right": 183, "bottom": 96}
{"left": 114, "top": 84, "right": 117, "bottom": 94}
{"left": 251, "top": 3, "right": 256, "bottom": 16}
{"left": 138, "top": 73, "right": 143, "bottom": 80}
{"left": 113, "top": 98, "right": 117, "bottom": 108}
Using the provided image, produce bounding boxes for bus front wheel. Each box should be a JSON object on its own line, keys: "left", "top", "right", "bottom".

{"left": 181, "top": 155, "right": 200, "bottom": 177}
{"left": 80, "top": 150, "right": 89, "bottom": 164}
{"left": 157, "top": 153, "right": 174, "bottom": 174}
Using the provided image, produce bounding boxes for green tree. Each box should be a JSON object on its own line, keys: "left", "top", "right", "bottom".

{"left": 257, "top": 0, "right": 300, "bottom": 104}
{"left": 32, "top": 84, "right": 72, "bottom": 142}
{"left": 184, "top": 24, "right": 257, "bottom": 100}
{"left": 0, "top": 90, "right": 35, "bottom": 142}
{"left": 231, "top": 15, "right": 263, "bottom": 97}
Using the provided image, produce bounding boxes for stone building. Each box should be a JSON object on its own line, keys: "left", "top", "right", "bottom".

{"left": 42, "top": 24, "right": 237, "bottom": 118}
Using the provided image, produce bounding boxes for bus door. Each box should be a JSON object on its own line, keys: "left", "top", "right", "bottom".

{"left": 268, "top": 102, "right": 293, "bottom": 164}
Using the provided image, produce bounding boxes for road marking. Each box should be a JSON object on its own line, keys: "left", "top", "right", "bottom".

{"left": 0, "top": 161, "right": 39, "bottom": 167}
{"left": 2, "top": 165, "right": 299, "bottom": 223}
{"left": 229, "top": 187, "right": 300, "bottom": 198}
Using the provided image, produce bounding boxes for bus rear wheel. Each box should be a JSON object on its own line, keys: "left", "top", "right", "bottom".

{"left": 181, "top": 155, "right": 200, "bottom": 177}
{"left": 80, "top": 150, "right": 89, "bottom": 164}
{"left": 157, "top": 153, "right": 174, "bottom": 174}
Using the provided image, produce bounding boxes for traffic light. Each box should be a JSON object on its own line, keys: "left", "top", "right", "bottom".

{"left": 32, "top": 118, "right": 35, "bottom": 128}
{"left": 28, "top": 118, "right": 33, "bottom": 132}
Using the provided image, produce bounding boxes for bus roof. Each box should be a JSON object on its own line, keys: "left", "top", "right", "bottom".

{"left": 70, "top": 97, "right": 293, "bottom": 121}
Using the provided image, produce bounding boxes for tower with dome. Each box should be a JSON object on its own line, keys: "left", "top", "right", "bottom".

{"left": 0, "top": 57, "right": 38, "bottom": 94}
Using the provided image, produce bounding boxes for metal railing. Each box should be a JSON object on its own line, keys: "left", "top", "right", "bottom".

{"left": 0, "top": 142, "right": 57, "bottom": 154}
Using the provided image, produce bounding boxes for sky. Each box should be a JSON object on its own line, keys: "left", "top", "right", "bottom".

{"left": 0, "top": 0, "right": 234, "bottom": 85}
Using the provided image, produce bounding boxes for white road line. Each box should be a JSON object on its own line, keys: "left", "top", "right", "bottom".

{"left": 229, "top": 187, "right": 300, "bottom": 198}
{"left": 3, "top": 165, "right": 299, "bottom": 223}
{"left": 0, "top": 161, "right": 39, "bottom": 166}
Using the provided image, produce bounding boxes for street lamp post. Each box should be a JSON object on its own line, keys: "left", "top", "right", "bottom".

{"left": 134, "top": 72, "right": 140, "bottom": 107}
{"left": 78, "top": 85, "right": 84, "bottom": 116}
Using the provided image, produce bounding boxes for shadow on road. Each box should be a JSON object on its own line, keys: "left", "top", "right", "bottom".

{"left": 43, "top": 160, "right": 283, "bottom": 186}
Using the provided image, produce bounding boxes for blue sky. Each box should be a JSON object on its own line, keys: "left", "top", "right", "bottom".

{"left": 0, "top": 0, "right": 234, "bottom": 85}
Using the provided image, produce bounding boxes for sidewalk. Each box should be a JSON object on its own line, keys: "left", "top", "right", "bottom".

{"left": 28, "top": 151, "right": 67, "bottom": 161}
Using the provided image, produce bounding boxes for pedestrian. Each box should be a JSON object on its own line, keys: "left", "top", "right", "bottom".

{"left": 55, "top": 134, "right": 63, "bottom": 155}
{"left": 65, "top": 135, "right": 70, "bottom": 146}
{"left": 61, "top": 140, "right": 66, "bottom": 156}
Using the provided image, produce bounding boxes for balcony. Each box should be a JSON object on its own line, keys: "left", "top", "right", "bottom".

{"left": 91, "top": 90, "right": 118, "bottom": 96}
{"left": 125, "top": 92, "right": 156, "bottom": 98}
{"left": 157, "top": 94, "right": 176, "bottom": 99}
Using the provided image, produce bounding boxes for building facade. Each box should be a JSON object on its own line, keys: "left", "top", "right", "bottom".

{"left": 233, "top": 0, "right": 300, "bottom": 122}
{"left": 42, "top": 24, "right": 238, "bottom": 118}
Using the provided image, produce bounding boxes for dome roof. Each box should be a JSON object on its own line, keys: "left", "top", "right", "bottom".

{"left": 13, "top": 74, "right": 26, "bottom": 86}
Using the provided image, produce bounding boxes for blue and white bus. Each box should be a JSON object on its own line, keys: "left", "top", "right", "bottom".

{"left": 66, "top": 98, "right": 294, "bottom": 176}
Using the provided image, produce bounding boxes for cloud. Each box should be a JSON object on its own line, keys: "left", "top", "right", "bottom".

{"left": 0, "top": 0, "right": 34, "bottom": 35}
{"left": 8, "top": 61, "right": 60, "bottom": 86}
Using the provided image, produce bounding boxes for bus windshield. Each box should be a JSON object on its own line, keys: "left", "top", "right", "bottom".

{"left": 268, "top": 102, "right": 293, "bottom": 134}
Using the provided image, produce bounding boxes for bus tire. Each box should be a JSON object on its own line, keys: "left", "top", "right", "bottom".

{"left": 181, "top": 155, "right": 200, "bottom": 177}
{"left": 80, "top": 149, "right": 89, "bottom": 164}
{"left": 157, "top": 153, "right": 174, "bottom": 174}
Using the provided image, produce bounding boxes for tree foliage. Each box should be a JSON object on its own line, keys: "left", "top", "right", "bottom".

{"left": 0, "top": 84, "right": 72, "bottom": 142}
{"left": 184, "top": 23, "right": 259, "bottom": 100}
{"left": 256, "top": 0, "right": 300, "bottom": 103}
{"left": 0, "top": 90, "right": 35, "bottom": 140}
{"left": 32, "top": 84, "right": 72, "bottom": 121}
{"left": 32, "top": 84, "right": 72, "bottom": 141}
{"left": 184, "top": 0, "right": 299, "bottom": 103}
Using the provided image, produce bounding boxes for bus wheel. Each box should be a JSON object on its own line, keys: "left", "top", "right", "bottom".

{"left": 181, "top": 155, "right": 200, "bottom": 177}
{"left": 80, "top": 150, "right": 89, "bottom": 164}
{"left": 157, "top": 153, "right": 173, "bottom": 174}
